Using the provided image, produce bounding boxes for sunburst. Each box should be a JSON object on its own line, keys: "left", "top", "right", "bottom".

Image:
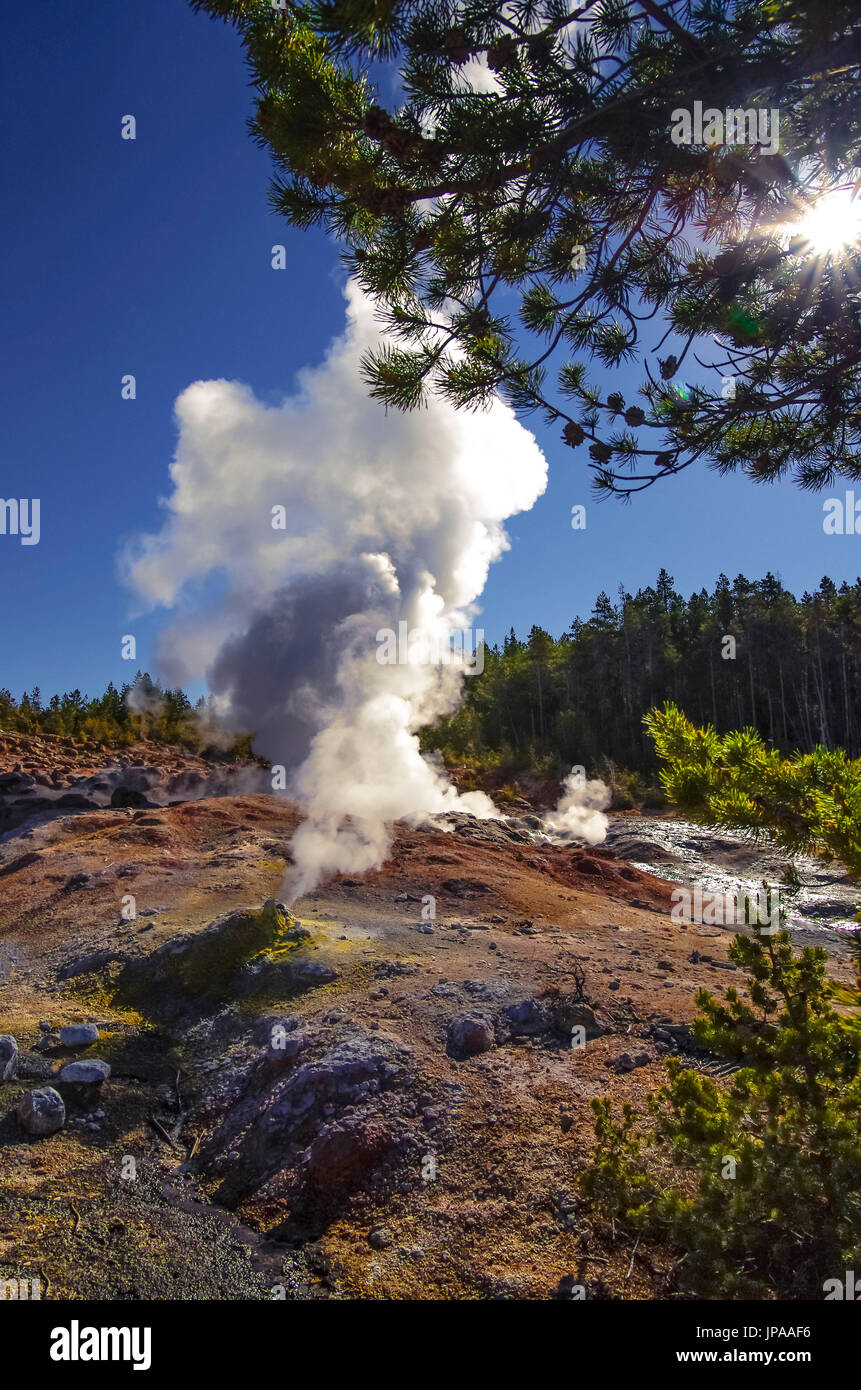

{"left": 787, "top": 185, "right": 861, "bottom": 258}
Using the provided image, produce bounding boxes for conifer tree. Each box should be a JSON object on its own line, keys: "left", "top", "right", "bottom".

{"left": 582, "top": 925, "right": 861, "bottom": 1297}
{"left": 190, "top": 0, "right": 861, "bottom": 495}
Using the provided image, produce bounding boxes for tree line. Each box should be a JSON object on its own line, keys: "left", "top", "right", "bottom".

{"left": 0, "top": 673, "right": 250, "bottom": 756}
{"left": 4, "top": 571, "right": 859, "bottom": 775}
{"left": 422, "top": 570, "right": 861, "bottom": 781}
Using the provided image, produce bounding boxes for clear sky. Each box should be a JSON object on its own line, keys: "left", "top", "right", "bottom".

{"left": 2, "top": 0, "right": 859, "bottom": 702}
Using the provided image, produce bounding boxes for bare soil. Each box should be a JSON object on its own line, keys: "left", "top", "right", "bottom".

{"left": 0, "top": 733, "right": 855, "bottom": 1300}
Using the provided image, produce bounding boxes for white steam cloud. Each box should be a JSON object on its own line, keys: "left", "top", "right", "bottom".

{"left": 123, "top": 281, "right": 551, "bottom": 897}
{"left": 541, "top": 770, "right": 610, "bottom": 845}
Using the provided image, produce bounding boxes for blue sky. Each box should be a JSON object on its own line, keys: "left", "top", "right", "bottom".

{"left": 2, "top": 0, "right": 859, "bottom": 702}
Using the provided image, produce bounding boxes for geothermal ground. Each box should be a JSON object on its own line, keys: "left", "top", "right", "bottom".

{"left": 1, "top": 732, "right": 857, "bottom": 1301}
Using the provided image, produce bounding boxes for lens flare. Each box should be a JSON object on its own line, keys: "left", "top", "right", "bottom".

{"left": 790, "top": 186, "right": 861, "bottom": 256}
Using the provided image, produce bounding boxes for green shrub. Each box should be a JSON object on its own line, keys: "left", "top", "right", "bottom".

{"left": 580, "top": 928, "right": 861, "bottom": 1298}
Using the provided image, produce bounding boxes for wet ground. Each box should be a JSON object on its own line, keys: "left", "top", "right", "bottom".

{"left": 603, "top": 815, "right": 859, "bottom": 949}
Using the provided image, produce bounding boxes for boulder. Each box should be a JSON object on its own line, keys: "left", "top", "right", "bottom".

{"left": 505, "top": 998, "right": 551, "bottom": 1037}
{"left": 59, "top": 1023, "right": 99, "bottom": 1047}
{"left": 59, "top": 1059, "right": 110, "bottom": 1085}
{"left": 551, "top": 999, "right": 607, "bottom": 1040}
{"left": 200, "top": 1028, "right": 416, "bottom": 1209}
{"left": 368, "top": 1227, "right": 394, "bottom": 1250}
{"left": 447, "top": 1012, "right": 495, "bottom": 1057}
{"left": 58, "top": 1059, "right": 110, "bottom": 1107}
{"left": 306, "top": 1117, "right": 393, "bottom": 1189}
{"left": 0, "top": 1034, "right": 18, "bottom": 1081}
{"left": 116, "top": 899, "right": 297, "bottom": 1019}
{"left": 110, "top": 787, "right": 154, "bottom": 809}
{"left": 17, "top": 1086, "right": 65, "bottom": 1135}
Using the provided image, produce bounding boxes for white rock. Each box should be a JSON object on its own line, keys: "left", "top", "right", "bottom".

{"left": 59, "top": 1059, "right": 110, "bottom": 1085}
{"left": 59, "top": 1023, "right": 100, "bottom": 1047}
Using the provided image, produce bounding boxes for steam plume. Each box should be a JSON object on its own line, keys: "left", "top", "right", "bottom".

{"left": 541, "top": 771, "right": 610, "bottom": 845}
{"left": 124, "top": 282, "right": 548, "bottom": 897}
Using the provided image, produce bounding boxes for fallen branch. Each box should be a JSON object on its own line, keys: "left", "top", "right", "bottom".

{"left": 148, "top": 1115, "right": 182, "bottom": 1151}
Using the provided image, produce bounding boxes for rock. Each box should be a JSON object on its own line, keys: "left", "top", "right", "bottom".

{"left": 286, "top": 958, "right": 338, "bottom": 989}
{"left": 0, "top": 770, "right": 32, "bottom": 789}
{"left": 59, "top": 1023, "right": 99, "bottom": 1047}
{"left": 58, "top": 950, "right": 126, "bottom": 981}
{"left": 306, "top": 1117, "right": 393, "bottom": 1190}
{"left": 59, "top": 1059, "right": 110, "bottom": 1085}
{"left": 368, "top": 1227, "right": 393, "bottom": 1250}
{"left": 551, "top": 1000, "right": 607, "bottom": 1039}
{"left": 55, "top": 793, "right": 98, "bottom": 811}
{"left": 110, "top": 786, "right": 153, "bottom": 808}
{"left": 417, "top": 924, "right": 434, "bottom": 935}
{"left": 447, "top": 1012, "right": 495, "bottom": 1057}
{"left": 0, "top": 1034, "right": 18, "bottom": 1081}
{"left": 505, "top": 998, "right": 551, "bottom": 1037}
{"left": 201, "top": 1028, "right": 416, "bottom": 1209}
{"left": 615, "top": 1053, "right": 635, "bottom": 1073}
{"left": 17, "top": 1086, "right": 65, "bottom": 1135}
{"left": 58, "top": 1058, "right": 110, "bottom": 1106}
{"left": 116, "top": 899, "right": 298, "bottom": 1018}
{"left": 15, "top": 1050, "right": 54, "bottom": 1082}
{"left": 656, "top": 960, "right": 673, "bottom": 972}
{"left": 33, "top": 1033, "right": 60, "bottom": 1053}
{"left": 260, "top": 1029, "right": 308, "bottom": 1075}
{"left": 254, "top": 1013, "right": 300, "bottom": 1046}
{"left": 62, "top": 872, "right": 91, "bottom": 890}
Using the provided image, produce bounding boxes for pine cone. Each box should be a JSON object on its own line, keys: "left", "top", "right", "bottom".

{"left": 382, "top": 127, "right": 420, "bottom": 159}
{"left": 712, "top": 249, "right": 741, "bottom": 277}
{"left": 527, "top": 36, "right": 554, "bottom": 69}
{"left": 563, "top": 422, "right": 585, "bottom": 447}
{"left": 659, "top": 355, "right": 679, "bottom": 380}
{"left": 363, "top": 105, "right": 392, "bottom": 140}
{"left": 365, "top": 186, "right": 410, "bottom": 219}
{"left": 487, "top": 37, "right": 517, "bottom": 71}
{"left": 607, "top": 392, "right": 624, "bottom": 413}
{"left": 589, "top": 441, "right": 612, "bottom": 462}
{"left": 624, "top": 407, "right": 645, "bottom": 427}
{"left": 444, "top": 29, "right": 471, "bottom": 64}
